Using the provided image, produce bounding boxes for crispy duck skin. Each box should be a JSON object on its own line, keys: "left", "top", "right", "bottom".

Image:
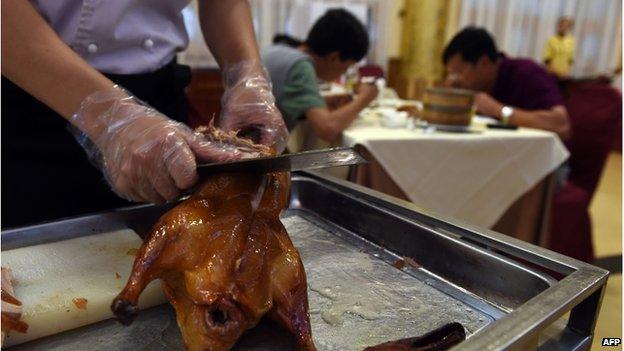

{"left": 111, "top": 168, "right": 315, "bottom": 350}
{"left": 1, "top": 267, "right": 28, "bottom": 346}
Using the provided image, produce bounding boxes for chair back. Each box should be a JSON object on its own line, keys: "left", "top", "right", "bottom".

{"left": 564, "top": 81, "right": 622, "bottom": 198}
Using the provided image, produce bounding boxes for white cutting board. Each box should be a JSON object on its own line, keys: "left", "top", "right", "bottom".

{"left": 1, "top": 229, "right": 167, "bottom": 346}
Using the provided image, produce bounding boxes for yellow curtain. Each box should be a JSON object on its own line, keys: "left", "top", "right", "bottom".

{"left": 398, "top": 0, "right": 460, "bottom": 99}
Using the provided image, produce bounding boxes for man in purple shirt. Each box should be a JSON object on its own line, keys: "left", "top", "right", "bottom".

{"left": 442, "top": 27, "right": 571, "bottom": 140}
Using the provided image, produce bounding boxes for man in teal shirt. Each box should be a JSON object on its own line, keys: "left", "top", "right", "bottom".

{"left": 262, "top": 9, "right": 378, "bottom": 142}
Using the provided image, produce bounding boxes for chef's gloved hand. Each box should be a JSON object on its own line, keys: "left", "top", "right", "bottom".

{"left": 219, "top": 60, "right": 288, "bottom": 153}
{"left": 70, "top": 85, "right": 245, "bottom": 204}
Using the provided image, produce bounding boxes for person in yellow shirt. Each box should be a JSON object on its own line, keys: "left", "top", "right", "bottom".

{"left": 544, "top": 17, "right": 576, "bottom": 78}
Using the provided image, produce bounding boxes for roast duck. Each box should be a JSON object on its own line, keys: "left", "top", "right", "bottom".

{"left": 110, "top": 127, "right": 465, "bottom": 351}
{"left": 111, "top": 127, "right": 316, "bottom": 351}
{"left": 1, "top": 267, "right": 28, "bottom": 346}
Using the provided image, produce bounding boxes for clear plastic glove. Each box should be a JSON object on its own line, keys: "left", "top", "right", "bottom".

{"left": 218, "top": 60, "right": 288, "bottom": 152}
{"left": 70, "top": 85, "right": 251, "bottom": 204}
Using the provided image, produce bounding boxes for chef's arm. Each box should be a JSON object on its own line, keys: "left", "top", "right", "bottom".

{"left": 197, "top": 0, "right": 261, "bottom": 68}
{"left": 197, "top": 0, "right": 289, "bottom": 151}
{"left": 2, "top": 1, "right": 247, "bottom": 203}
{"left": 1, "top": 0, "right": 114, "bottom": 121}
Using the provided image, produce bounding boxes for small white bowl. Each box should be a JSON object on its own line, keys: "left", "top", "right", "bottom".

{"left": 380, "top": 110, "right": 409, "bottom": 128}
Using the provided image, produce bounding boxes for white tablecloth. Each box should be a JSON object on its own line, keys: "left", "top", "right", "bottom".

{"left": 342, "top": 118, "right": 570, "bottom": 228}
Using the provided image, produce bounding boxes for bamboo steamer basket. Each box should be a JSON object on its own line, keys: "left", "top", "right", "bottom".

{"left": 422, "top": 87, "right": 475, "bottom": 126}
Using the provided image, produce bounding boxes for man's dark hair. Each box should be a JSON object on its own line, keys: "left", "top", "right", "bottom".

{"left": 305, "top": 9, "right": 369, "bottom": 61}
{"left": 442, "top": 27, "right": 499, "bottom": 65}
{"left": 273, "top": 34, "right": 304, "bottom": 48}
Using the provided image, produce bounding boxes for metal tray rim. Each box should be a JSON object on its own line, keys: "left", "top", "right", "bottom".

{"left": 293, "top": 172, "right": 609, "bottom": 351}
{"left": 1, "top": 171, "right": 609, "bottom": 351}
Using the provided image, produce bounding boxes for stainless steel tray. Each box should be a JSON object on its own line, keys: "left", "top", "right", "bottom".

{"left": 2, "top": 171, "right": 608, "bottom": 351}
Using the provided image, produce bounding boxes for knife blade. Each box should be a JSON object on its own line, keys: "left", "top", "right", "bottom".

{"left": 197, "top": 147, "right": 366, "bottom": 176}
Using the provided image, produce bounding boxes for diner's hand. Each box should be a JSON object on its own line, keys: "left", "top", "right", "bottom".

{"left": 70, "top": 86, "right": 245, "bottom": 204}
{"left": 474, "top": 92, "right": 504, "bottom": 118}
{"left": 218, "top": 60, "right": 289, "bottom": 153}
{"left": 355, "top": 82, "right": 379, "bottom": 104}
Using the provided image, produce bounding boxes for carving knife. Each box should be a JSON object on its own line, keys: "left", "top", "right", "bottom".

{"left": 197, "top": 147, "right": 366, "bottom": 175}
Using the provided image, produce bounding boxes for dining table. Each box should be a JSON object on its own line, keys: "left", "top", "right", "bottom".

{"left": 286, "top": 96, "right": 569, "bottom": 243}
{"left": 334, "top": 99, "right": 570, "bottom": 243}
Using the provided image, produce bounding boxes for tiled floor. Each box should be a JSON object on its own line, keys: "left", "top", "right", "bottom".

{"left": 590, "top": 152, "right": 622, "bottom": 350}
